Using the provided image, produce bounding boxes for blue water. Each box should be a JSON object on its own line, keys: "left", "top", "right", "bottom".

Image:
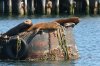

{"left": 0, "top": 16, "right": 100, "bottom": 66}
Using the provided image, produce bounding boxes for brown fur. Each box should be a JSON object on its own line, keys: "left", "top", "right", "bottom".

{"left": 54, "top": 17, "right": 79, "bottom": 25}
{"left": 27, "top": 22, "right": 60, "bottom": 31}
{"left": 27, "top": 17, "right": 79, "bottom": 31}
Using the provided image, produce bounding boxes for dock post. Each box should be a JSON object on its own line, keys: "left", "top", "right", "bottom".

{"left": 46, "top": 0, "right": 52, "bottom": 15}
{"left": 18, "top": 0, "right": 25, "bottom": 16}
{"left": 86, "top": 0, "right": 89, "bottom": 15}
{"left": 42, "top": 0, "right": 46, "bottom": 14}
{"left": 12, "top": 0, "right": 19, "bottom": 15}
{"left": 69, "top": 0, "right": 74, "bottom": 15}
{"left": 23, "top": 0, "right": 27, "bottom": 15}
{"left": 9, "top": 0, "right": 12, "bottom": 15}
{"left": 94, "top": 0, "right": 98, "bottom": 15}
{"left": 4, "top": 0, "right": 12, "bottom": 15}
{"left": 75, "top": 1, "right": 83, "bottom": 14}
{"left": 27, "top": 0, "right": 35, "bottom": 15}
{"left": 32, "top": 0, "right": 35, "bottom": 14}
{"left": 0, "top": 0, "right": 4, "bottom": 15}
{"left": 56, "top": 0, "right": 59, "bottom": 15}
{"left": 98, "top": 1, "right": 100, "bottom": 14}
{"left": 34, "top": 0, "right": 42, "bottom": 14}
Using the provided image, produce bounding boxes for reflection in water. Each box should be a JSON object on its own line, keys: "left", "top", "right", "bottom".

{"left": 0, "top": 60, "right": 75, "bottom": 66}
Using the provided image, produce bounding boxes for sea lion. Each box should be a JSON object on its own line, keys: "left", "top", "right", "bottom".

{"left": 54, "top": 17, "right": 79, "bottom": 26}
{"left": 4, "top": 19, "right": 32, "bottom": 36}
{"left": 27, "top": 17, "right": 79, "bottom": 31}
{"left": 27, "top": 22, "right": 60, "bottom": 31}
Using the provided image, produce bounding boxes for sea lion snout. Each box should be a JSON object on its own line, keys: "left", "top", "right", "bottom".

{"left": 24, "top": 19, "right": 32, "bottom": 25}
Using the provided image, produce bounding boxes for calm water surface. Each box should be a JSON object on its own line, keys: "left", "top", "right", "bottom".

{"left": 0, "top": 16, "right": 100, "bottom": 66}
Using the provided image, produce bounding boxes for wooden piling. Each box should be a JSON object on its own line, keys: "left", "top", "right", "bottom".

{"left": 0, "top": 0, "right": 4, "bottom": 15}
{"left": 59, "top": 0, "right": 70, "bottom": 14}
{"left": 12, "top": 0, "right": 20, "bottom": 15}
{"left": 32, "top": 0, "right": 35, "bottom": 14}
{"left": 4, "top": 0, "right": 12, "bottom": 15}
{"left": 18, "top": 0, "right": 26, "bottom": 16}
{"left": 86, "top": 0, "right": 89, "bottom": 15}
{"left": 98, "top": 1, "right": 100, "bottom": 14}
{"left": 42, "top": 0, "right": 46, "bottom": 14}
{"left": 9, "top": 0, "right": 12, "bottom": 15}
{"left": 0, "top": 0, "right": 100, "bottom": 16}
{"left": 34, "top": 0, "right": 42, "bottom": 14}
{"left": 75, "top": 0, "right": 83, "bottom": 14}
{"left": 56, "top": 0, "right": 59, "bottom": 15}
{"left": 94, "top": 0, "right": 98, "bottom": 15}
{"left": 79, "top": 0, "right": 87, "bottom": 15}
{"left": 27, "top": 0, "right": 35, "bottom": 15}
{"left": 50, "top": 0, "right": 55, "bottom": 14}
{"left": 23, "top": 0, "right": 27, "bottom": 15}
{"left": 89, "top": 0, "right": 95, "bottom": 14}
{"left": 69, "top": 0, "right": 74, "bottom": 15}
{"left": 46, "top": 0, "right": 53, "bottom": 15}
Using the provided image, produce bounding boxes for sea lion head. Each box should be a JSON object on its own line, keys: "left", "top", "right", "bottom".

{"left": 24, "top": 19, "right": 33, "bottom": 26}
{"left": 70, "top": 17, "right": 80, "bottom": 25}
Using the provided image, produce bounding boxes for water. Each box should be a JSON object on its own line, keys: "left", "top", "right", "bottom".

{"left": 0, "top": 16, "right": 100, "bottom": 66}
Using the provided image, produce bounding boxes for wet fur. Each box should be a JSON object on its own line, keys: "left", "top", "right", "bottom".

{"left": 54, "top": 17, "right": 79, "bottom": 25}
{"left": 27, "top": 17, "right": 79, "bottom": 31}
{"left": 27, "top": 22, "right": 60, "bottom": 31}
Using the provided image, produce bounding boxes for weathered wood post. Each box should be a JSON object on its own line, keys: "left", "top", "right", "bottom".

{"left": 46, "top": 0, "right": 52, "bottom": 15}
{"left": 4, "top": 0, "right": 12, "bottom": 15}
{"left": 34, "top": 0, "right": 42, "bottom": 14}
{"left": 18, "top": 0, "right": 25, "bottom": 16}
{"left": 86, "top": 0, "right": 89, "bottom": 15}
{"left": 12, "top": 0, "right": 20, "bottom": 15}
{"left": 27, "top": 0, "right": 35, "bottom": 15}
{"left": 56, "top": 0, "right": 59, "bottom": 15}
{"left": 23, "top": 0, "right": 27, "bottom": 15}
{"left": 31, "top": 0, "right": 35, "bottom": 14}
{"left": 94, "top": 0, "right": 98, "bottom": 15}
{"left": 59, "top": 0, "right": 70, "bottom": 14}
{"left": 69, "top": 0, "right": 74, "bottom": 15}
{"left": 89, "top": 0, "right": 98, "bottom": 14}
{"left": 0, "top": 0, "right": 4, "bottom": 15}
{"left": 51, "top": 0, "right": 59, "bottom": 15}
{"left": 98, "top": 0, "right": 100, "bottom": 14}
{"left": 42, "top": 0, "right": 46, "bottom": 14}
{"left": 27, "top": 0, "right": 31, "bottom": 15}
{"left": 9, "top": 0, "right": 12, "bottom": 15}
{"left": 75, "top": 0, "right": 83, "bottom": 14}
